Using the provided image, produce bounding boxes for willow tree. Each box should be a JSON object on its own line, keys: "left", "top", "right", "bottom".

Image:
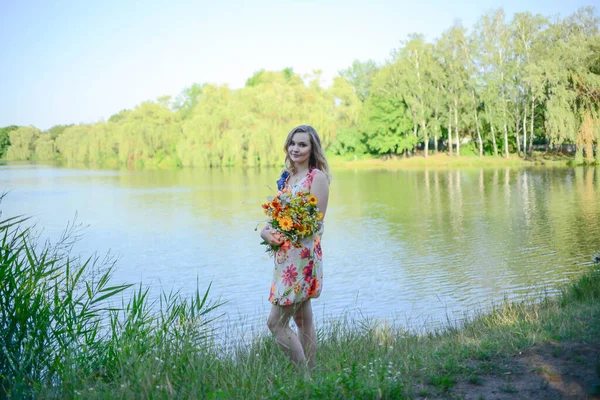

{"left": 178, "top": 84, "right": 235, "bottom": 167}
{"left": 0, "top": 125, "right": 18, "bottom": 158}
{"left": 33, "top": 134, "right": 55, "bottom": 160}
{"left": 6, "top": 127, "right": 40, "bottom": 160}
{"left": 173, "top": 83, "right": 204, "bottom": 119}
{"left": 54, "top": 125, "right": 93, "bottom": 163}
{"left": 113, "top": 101, "right": 181, "bottom": 168}
{"left": 544, "top": 7, "right": 600, "bottom": 163}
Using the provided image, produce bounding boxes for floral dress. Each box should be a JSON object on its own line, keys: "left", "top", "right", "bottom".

{"left": 269, "top": 168, "right": 324, "bottom": 306}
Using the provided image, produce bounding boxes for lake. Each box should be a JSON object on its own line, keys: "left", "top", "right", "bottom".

{"left": 1, "top": 163, "right": 598, "bottom": 339}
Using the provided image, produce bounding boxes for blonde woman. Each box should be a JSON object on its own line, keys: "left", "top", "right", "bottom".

{"left": 260, "top": 125, "right": 331, "bottom": 373}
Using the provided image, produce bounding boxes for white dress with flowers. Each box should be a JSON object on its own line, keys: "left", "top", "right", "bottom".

{"left": 269, "top": 168, "right": 324, "bottom": 306}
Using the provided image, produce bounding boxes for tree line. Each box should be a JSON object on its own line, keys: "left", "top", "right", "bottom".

{"left": 2, "top": 7, "right": 599, "bottom": 168}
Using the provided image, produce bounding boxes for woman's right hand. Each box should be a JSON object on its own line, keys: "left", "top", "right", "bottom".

{"left": 268, "top": 230, "right": 285, "bottom": 246}
{"left": 261, "top": 226, "right": 285, "bottom": 246}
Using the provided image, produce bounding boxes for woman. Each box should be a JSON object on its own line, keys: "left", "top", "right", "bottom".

{"left": 260, "top": 125, "right": 330, "bottom": 373}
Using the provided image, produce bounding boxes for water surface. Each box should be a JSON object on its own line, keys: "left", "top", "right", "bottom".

{"left": 1, "top": 163, "right": 598, "bottom": 336}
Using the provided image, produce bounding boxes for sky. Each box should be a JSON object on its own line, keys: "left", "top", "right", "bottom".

{"left": 0, "top": 0, "right": 597, "bottom": 130}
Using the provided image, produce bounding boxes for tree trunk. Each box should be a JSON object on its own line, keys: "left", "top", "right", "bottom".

{"left": 529, "top": 96, "right": 535, "bottom": 156}
{"left": 422, "top": 119, "right": 428, "bottom": 158}
{"left": 448, "top": 109, "right": 453, "bottom": 156}
{"left": 434, "top": 107, "right": 439, "bottom": 154}
{"left": 515, "top": 119, "right": 520, "bottom": 155}
{"left": 454, "top": 98, "right": 460, "bottom": 156}
{"left": 515, "top": 103, "right": 522, "bottom": 157}
{"left": 503, "top": 121, "right": 509, "bottom": 158}
{"left": 472, "top": 90, "right": 482, "bottom": 158}
{"left": 501, "top": 71, "right": 509, "bottom": 158}
{"left": 476, "top": 120, "right": 482, "bottom": 158}
{"left": 487, "top": 109, "right": 498, "bottom": 157}
{"left": 523, "top": 102, "right": 527, "bottom": 160}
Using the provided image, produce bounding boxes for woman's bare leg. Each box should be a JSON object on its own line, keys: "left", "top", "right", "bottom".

{"left": 267, "top": 304, "right": 306, "bottom": 369}
{"left": 293, "top": 300, "right": 317, "bottom": 370}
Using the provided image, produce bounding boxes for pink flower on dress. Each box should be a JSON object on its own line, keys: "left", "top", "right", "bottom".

{"left": 314, "top": 235, "right": 322, "bottom": 260}
{"left": 300, "top": 247, "right": 311, "bottom": 259}
{"left": 283, "top": 299, "right": 293, "bottom": 306}
{"left": 303, "top": 260, "right": 314, "bottom": 283}
{"left": 281, "top": 265, "right": 298, "bottom": 287}
{"left": 303, "top": 169, "right": 316, "bottom": 189}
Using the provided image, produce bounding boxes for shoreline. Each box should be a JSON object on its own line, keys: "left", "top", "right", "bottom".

{"left": 3, "top": 152, "right": 595, "bottom": 172}
{"left": 327, "top": 152, "right": 578, "bottom": 170}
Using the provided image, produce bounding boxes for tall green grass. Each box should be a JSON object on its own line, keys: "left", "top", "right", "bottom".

{"left": 1, "top": 198, "right": 598, "bottom": 398}
{"left": 0, "top": 200, "right": 222, "bottom": 398}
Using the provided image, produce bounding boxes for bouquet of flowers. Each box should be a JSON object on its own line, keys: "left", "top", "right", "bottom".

{"left": 260, "top": 188, "right": 323, "bottom": 256}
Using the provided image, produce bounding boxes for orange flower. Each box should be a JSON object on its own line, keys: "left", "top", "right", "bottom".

{"left": 278, "top": 216, "right": 293, "bottom": 231}
{"left": 307, "top": 277, "right": 320, "bottom": 298}
{"left": 271, "top": 199, "right": 282, "bottom": 213}
{"left": 308, "top": 195, "right": 318, "bottom": 206}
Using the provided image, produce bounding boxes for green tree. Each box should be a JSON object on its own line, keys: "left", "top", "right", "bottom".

{"left": 329, "top": 76, "right": 364, "bottom": 155}
{"left": 511, "top": 12, "right": 549, "bottom": 158}
{"left": 339, "top": 60, "right": 379, "bottom": 103}
{"left": 360, "top": 64, "right": 414, "bottom": 155}
{"left": 543, "top": 7, "right": 600, "bottom": 162}
{"left": 33, "top": 134, "right": 55, "bottom": 160}
{"left": 396, "top": 34, "right": 436, "bottom": 157}
{"left": 0, "top": 125, "right": 18, "bottom": 158}
{"left": 437, "top": 23, "right": 470, "bottom": 156}
{"left": 6, "top": 127, "right": 40, "bottom": 160}
{"left": 47, "top": 124, "right": 73, "bottom": 141}
{"left": 475, "top": 10, "right": 513, "bottom": 157}
{"left": 173, "top": 83, "right": 204, "bottom": 119}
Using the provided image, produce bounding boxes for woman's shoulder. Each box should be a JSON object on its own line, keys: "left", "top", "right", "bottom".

{"left": 310, "top": 168, "right": 330, "bottom": 184}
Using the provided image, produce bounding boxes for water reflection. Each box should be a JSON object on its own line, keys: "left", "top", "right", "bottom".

{"left": 1, "top": 164, "right": 599, "bottom": 336}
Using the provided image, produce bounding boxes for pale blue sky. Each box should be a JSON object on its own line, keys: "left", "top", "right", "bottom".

{"left": 0, "top": 0, "right": 596, "bottom": 130}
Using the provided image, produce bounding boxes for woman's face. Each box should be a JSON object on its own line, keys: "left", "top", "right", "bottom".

{"left": 288, "top": 131, "right": 312, "bottom": 166}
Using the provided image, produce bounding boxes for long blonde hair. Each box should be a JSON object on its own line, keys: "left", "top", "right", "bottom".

{"left": 283, "top": 125, "right": 331, "bottom": 181}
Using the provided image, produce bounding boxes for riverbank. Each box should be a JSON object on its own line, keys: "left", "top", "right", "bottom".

{"left": 2, "top": 202, "right": 598, "bottom": 399}
{"left": 328, "top": 152, "right": 577, "bottom": 170}
{"left": 2, "top": 151, "right": 584, "bottom": 172}
{"left": 85, "top": 265, "right": 599, "bottom": 399}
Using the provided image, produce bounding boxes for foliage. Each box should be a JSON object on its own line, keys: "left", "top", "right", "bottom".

{"left": 4, "top": 8, "right": 599, "bottom": 167}
{"left": 0, "top": 125, "right": 18, "bottom": 159}
{"left": 6, "top": 127, "right": 39, "bottom": 160}
{"left": 339, "top": 59, "right": 379, "bottom": 103}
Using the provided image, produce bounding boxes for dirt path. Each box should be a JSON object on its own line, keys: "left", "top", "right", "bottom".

{"left": 431, "top": 341, "right": 600, "bottom": 399}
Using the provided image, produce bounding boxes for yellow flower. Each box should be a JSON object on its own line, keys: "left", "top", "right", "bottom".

{"left": 317, "top": 212, "right": 324, "bottom": 220}
{"left": 297, "top": 224, "right": 307, "bottom": 236}
{"left": 278, "top": 216, "right": 293, "bottom": 231}
{"left": 308, "top": 195, "right": 318, "bottom": 206}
